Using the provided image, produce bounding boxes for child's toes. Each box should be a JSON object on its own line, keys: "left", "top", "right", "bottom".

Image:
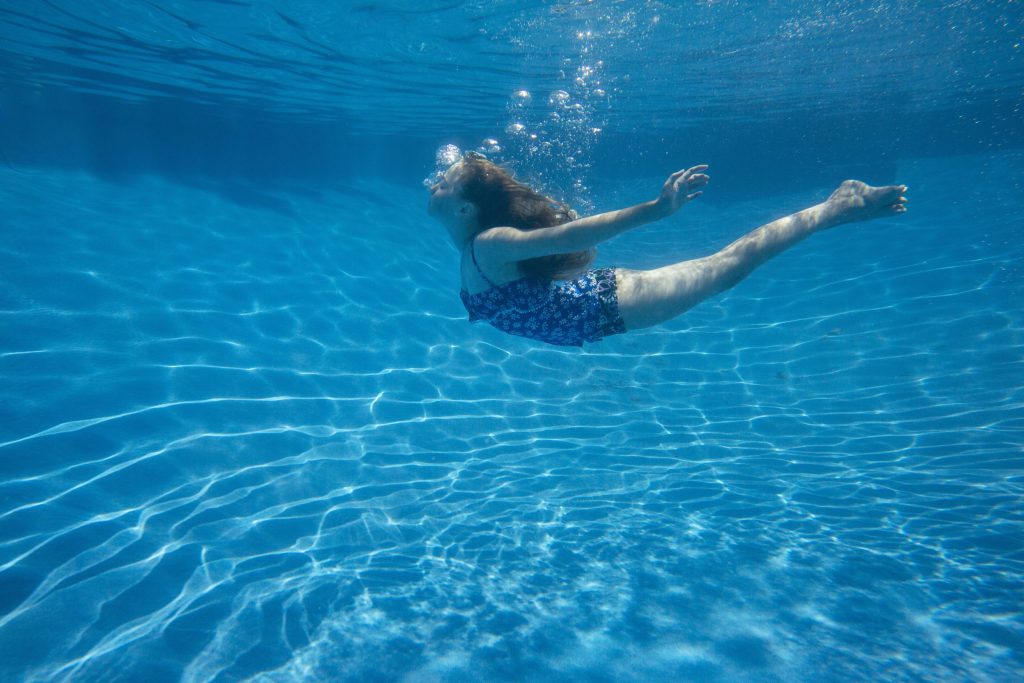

{"left": 883, "top": 184, "right": 907, "bottom": 201}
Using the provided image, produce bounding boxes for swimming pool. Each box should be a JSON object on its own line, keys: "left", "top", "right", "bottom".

{"left": 1, "top": 2, "right": 1022, "bottom": 681}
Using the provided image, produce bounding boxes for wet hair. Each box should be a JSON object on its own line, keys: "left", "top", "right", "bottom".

{"left": 455, "top": 154, "right": 594, "bottom": 280}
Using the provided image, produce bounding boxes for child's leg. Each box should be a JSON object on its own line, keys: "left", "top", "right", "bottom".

{"left": 616, "top": 180, "right": 907, "bottom": 330}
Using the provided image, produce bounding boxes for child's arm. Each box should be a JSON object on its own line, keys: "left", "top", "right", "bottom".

{"left": 477, "top": 165, "right": 708, "bottom": 261}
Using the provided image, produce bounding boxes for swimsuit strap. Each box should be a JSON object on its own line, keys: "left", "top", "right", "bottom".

{"left": 469, "top": 237, "right": 499, "bottom": 289}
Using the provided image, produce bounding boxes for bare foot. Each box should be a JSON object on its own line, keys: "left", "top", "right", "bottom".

{"left": 825, "top": 180, "right": 908, "bottom": 225}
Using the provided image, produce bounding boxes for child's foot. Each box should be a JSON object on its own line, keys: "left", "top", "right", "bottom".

{"left": 826, "top": 180, "right": 908, "bottom": 225}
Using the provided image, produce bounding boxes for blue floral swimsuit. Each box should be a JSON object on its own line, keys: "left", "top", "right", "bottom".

{"left": 459, "top": 239, "right": 627, "bottom": 347}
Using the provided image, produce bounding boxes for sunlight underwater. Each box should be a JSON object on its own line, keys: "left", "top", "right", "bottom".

{"left": 1, "top": 150, "right": 1022, "bottom": 680}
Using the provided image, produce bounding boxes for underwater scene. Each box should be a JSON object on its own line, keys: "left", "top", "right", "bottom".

{"left": 1, "top": 1, "right": 1022, "bottom": 681}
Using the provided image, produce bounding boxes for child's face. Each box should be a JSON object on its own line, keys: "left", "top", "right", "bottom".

{"left": 427, "top": 161, "right": 466, "bottom": 221}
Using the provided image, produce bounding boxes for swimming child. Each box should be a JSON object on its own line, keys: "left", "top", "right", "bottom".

{"left": 427, "top": 152, "right": 908, "bottom": 347}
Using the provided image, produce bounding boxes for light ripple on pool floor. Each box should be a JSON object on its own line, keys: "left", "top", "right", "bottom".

{"left": 0, "top": 154, "right": 1023, "bottom": 681}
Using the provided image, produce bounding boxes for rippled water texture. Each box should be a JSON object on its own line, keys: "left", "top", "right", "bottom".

{"left": 1, "top": 152, "right": 1022, "bottom": 681}
{"left": 1, "top": 0, "right": 1018, "bottom": 132}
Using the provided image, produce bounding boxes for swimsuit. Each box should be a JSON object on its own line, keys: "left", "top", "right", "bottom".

{"left": 459, "top": 239, "right": 627, "bottom": 347}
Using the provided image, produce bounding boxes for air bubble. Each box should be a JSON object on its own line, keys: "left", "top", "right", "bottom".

{"left": 505, "top": 122, "right": 526, "bottom": 136}
{"left": 593, "top": 88, "right": 606, "bottom": 98}
{"left": 479, "top": 138, "right": 501, "bottom": 154}
{"left": 435, "top": 144, "right": 461, "bottom": 167}
{"left": 510, "top": 90, "right": 532, "bottom": 107}
{"left": 548, "top": 90, "right": 571, "bottom": 108}
{"left": 424, "top": 144, "right": 462, "bottom": 186}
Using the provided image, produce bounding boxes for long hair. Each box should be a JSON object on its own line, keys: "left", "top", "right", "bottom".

{"left": 456, "top": 155, "right": 594, "bottom": 280}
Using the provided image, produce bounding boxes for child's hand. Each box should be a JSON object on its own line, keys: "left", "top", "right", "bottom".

{"left": 657, "top": 165, "right": 709, "bottom": 215}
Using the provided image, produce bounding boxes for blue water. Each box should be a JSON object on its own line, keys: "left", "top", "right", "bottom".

{"left": 2, "top": 2, "right": 1023, "bottom": 682}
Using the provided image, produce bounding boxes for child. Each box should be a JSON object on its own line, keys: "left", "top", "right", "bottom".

{"left": 428, "top": 152, "right": 907, "bottom": 347}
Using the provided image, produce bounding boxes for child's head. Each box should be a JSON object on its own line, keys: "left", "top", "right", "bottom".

{"left": 428, "top": 152, "right": 594, "bottom": 279}
{"left": 454, "top": 153, "right": 572, "bottom": 230}
{"left": 428, "top": 153, "right": 568, "bottom": 231}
